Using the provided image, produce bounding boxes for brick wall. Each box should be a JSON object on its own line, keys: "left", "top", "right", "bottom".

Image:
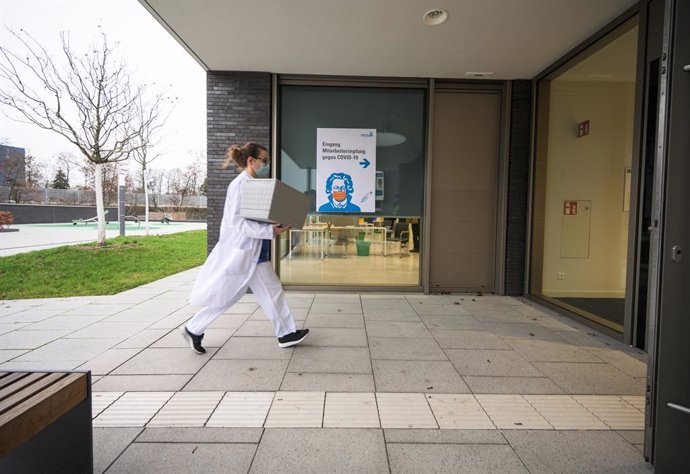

{"left": 505, "top": 80, "right": 533, "bottom": 296}
{"left": 206, "top": 72, "right": 272, "bottom": 252}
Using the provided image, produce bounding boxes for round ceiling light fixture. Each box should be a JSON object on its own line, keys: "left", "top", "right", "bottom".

{"left": 423, "top": 9, "right": 448, "bottom": 26}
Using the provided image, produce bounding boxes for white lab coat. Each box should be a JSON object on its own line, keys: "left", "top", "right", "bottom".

{"left": 189, "top": 170, "right": 274, "bottom": 308}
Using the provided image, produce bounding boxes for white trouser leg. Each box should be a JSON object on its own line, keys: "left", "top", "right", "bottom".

{"left": 185, "top": 306, "right": 227, "bottom": 336}
{"left": 185, "top": 285, "right": 249, "bottom": 336}
{"left": 249, "top": 262, "right": 297, "bottom": 338}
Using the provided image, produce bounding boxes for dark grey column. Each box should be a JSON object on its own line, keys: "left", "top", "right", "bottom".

{"left": 206, "top": 72, "right": 272, "bottom": 252}
{"left": 504, "top": 80, "right": 533, "bottom": 296}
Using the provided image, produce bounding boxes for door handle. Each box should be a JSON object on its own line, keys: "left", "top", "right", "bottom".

{"left": 683, "top": 65, "right": 690, "bottom": 72}
{"left": 667, "top": 402, "right": 690, "bottom": 415}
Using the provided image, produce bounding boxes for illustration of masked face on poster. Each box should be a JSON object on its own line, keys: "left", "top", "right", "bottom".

{"left": 318, "top": 172, "right": 362, "bottom": 212}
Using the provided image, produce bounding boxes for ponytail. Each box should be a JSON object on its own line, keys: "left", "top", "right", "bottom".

{"left": 222, "top": 143, "right": 267, "bottom": 169}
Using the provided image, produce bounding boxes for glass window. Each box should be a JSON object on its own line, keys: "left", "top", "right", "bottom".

{"left": 278, "top": 85, "right": 426, "bottom": 286}
{"left": 530, "top": 19, "right": 639, "bottom": 332}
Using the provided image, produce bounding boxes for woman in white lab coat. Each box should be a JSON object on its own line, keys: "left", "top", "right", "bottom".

{"left": 182, "top": 143, "right": 309, "bottom": 354}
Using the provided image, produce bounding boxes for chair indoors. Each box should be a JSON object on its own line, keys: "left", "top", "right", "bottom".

{"left": 388, "top": 222, "right": 411, "bottom": 258}
{"left": 326, "top": 223, "right": 349, "bottom": 258}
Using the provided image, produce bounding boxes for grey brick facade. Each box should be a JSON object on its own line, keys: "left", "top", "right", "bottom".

{"left": 206, "top": 72, "right": 271, "bottom": 252}
{"left": 504, "top": 80, "right": 533, "bottom": 296}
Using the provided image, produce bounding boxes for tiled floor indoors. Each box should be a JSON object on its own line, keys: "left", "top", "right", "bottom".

{"left": 0, "top": 268, "right": 652, "bottom": 473}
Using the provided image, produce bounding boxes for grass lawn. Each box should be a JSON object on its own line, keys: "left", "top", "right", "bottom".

{"left": 0, "top": 230, "right": 207, "bottom": 300}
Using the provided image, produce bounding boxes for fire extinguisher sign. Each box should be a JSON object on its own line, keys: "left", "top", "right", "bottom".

{"left": 563, "top": 200, "right": 578, "bottom": 215}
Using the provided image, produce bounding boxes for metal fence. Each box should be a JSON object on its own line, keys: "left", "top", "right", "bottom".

{"left": 0, "top": 185, "right": 207, "bottom": 208}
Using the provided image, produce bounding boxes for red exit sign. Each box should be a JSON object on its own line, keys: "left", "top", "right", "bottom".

{"left": 578, "top": 120, "right": 590, "bottom": 137}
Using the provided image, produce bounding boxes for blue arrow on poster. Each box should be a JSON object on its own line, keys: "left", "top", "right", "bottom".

{"left": 359, "top": 158, "right": 371, "bottom": 169}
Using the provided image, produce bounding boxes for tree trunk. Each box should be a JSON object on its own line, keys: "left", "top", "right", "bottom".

{"left": 95, "top": 163, "right": 107, "bottom": 246}
{"left": 143, "top": 167, "right": 150, "bottom": 236}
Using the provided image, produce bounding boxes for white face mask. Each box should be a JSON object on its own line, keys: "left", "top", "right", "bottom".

{"left": 255, "top": 162, "right": 270, "bottom": 177}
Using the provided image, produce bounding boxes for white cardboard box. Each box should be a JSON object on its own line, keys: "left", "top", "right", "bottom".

{"left": 240, "top": 179, "right": 310, "bottom": 229}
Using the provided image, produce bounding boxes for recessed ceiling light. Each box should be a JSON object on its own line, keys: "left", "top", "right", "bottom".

{"left": 423, "top": 9, "right": 448, "bottom": 26}
{"left": 465, "top": 72, "right": 495, "bottom": 77}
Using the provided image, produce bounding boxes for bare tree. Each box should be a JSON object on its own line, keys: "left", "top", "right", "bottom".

{"left": 2, "top": 148, "right": 25, "bottom": 202}
{"left": 24, "top": 153, "right": 46, "bottom": 188}
{"left": 167, "top": 157, "right": 203, "bottom": 211}
{"left": 131, "top": 92, "right": 175, "bottom": 235}
{"left": 0, "top": 28, "right": 148, "bottom": 245}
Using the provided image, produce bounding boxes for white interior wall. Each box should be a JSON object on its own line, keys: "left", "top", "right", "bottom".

{"left": 542, "top": 80, "right": 635, "bottom": 298}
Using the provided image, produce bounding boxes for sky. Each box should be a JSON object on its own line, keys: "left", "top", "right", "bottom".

{"left": 0, "top": 0, "right": 206, "bottom": 173}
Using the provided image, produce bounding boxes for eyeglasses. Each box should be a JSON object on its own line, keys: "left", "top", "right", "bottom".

{"left": 253, "top": 156, "right": 270, "bottom": 165}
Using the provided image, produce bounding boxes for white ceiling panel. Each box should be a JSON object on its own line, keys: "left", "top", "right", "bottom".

{"left": 139, "top": 0, "right": 637, "bottom": 79}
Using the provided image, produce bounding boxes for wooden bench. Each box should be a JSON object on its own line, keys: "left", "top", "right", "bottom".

{"left": 0, "top": 371, "right": 93, "bottom": 473}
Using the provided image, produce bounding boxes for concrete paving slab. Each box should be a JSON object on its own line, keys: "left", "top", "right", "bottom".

{"left": 533, "top": 362, "right": 646, "bottom": 395}
{"left": 92, "top": 427, "right": 143, "bottom": 474}
{"left": 287, "top": 347, "right": 371, "bottom": 374}
{"left": 284, "top": 295, "right": 315, "bottom": 307}
{"left": 280, "top": 373, "right": 375, "bottom": 392}
{"left": 235, "top": 321, "right": 288, "bottom": 337}
{"left": 445, "top": 349, "right": 544, "bottom": 377}
{"left": 313, "top": 293, "right": 361, "bottom": 303}
{"left": 362, "top": 308, "right": 421, "bottom": 321}
{"left": 0, "top": 323, "right": 30, "bottom": 335}
{"left": 409, "top": 303, "right": 470, "bottom": 316}
{"left": 0, "top": 360, "right": 86, "bottom": 370}
{"left": 507, "top": 339, "right": 603, "bottom": 363}
{"left": 115, "top": 329, "right": 169, "bottom": 349}
{"left": 147, "top": 312, "right": 195, "bottom": 329}
{"left": 373, "top": 360, "right": 469, "bottom": 393}
{"left": 22, "top": 315, "right": 106, "bottom": 331}
{"left": 108, "top": 442, "right": 256, "bottom": 474}
{"left": 137, "top": 427, "right": 263, "bottom": 443}
{"left": 208, "top": 313, "right": 252, "bottom": 327}
{"left": 78, "top": 348, "right": 140, "bottom": 375}
{"left": 481, "top": 322, "right": 565, "bottom": 341}
{"left": 251, "top": 307, "right": 309, "bottom": 320}
{"left": 0, "top": 349, "right": 27, "bottom": 363}
{"left": 361, "top": 298, "right": 415, "bottom": 310}
{"left": 387, "top": 444, "right": 528, "bottom": 473}
{"left": 503, "top": 430, "right": 652, "bottom": 473}
{"left": 309, "top": 302, "right": 363, "bottom": 314}
{"left": 432, "top": 329, "right": 511, "bottom": 349}
{"left": 304, "top": 312, "right": 364, "bottom": 328}
{"left": 250, "top": 429, "right": 388, "bottom": 474}
{"left": 418, "top": 314, "right": 484, "bottom": 330}
{"left": 591, "top": 350, "right": 648, "bottom": 378}
{"left": 93, "top": 374, "right": 193, "bottom": 392}
{"left": 0, "top": 310, "right": 66, "bottom": 323}
{"left": 184, "top": 359, "right": 288, "bottom": 391}
{"left": 366, "top": 321, "right": 433, "bottom": 338}
{"left": 304, "top": 327, "right": 368, "bottom": 347}
{"left": 112, "top": 348, "right": 217, "bottom": 375}
{"left": 384, "top": 429, "right": 507, "bottom": 444}
{"left": 464, "top": 376, "right": 565, "bottom": 394}
{"left": 65, "top": 321, "right": 150, "bottom": 340}
{"left": 13, "top": 337, "right": 120, "bottom": 360}
{"left": 468, "top": 309, "right": 532, "bottom": 324}
{"left": 214, "top": 336, "right": 293, "bottom": 360}
{"left": 369, "top": 337, "right": 447, "bottom": 360}
{"left": 61, "top": 304, "right": 134, "bottom": 317}
{"left": 104, "top": 309, "right": 173, "bottom": 323}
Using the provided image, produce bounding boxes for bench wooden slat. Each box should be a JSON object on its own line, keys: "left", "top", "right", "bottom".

{"left": 0, "top": 373, "right": 50, "bottom": 408}
{"left": 0, "top": 373, "right": 62, "bottom": 415}
{"left": 0, "top": 372, "right": 87, "bottom": 457}
{"left": 0, "top": 372, "right": 32, "bottom": 391}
